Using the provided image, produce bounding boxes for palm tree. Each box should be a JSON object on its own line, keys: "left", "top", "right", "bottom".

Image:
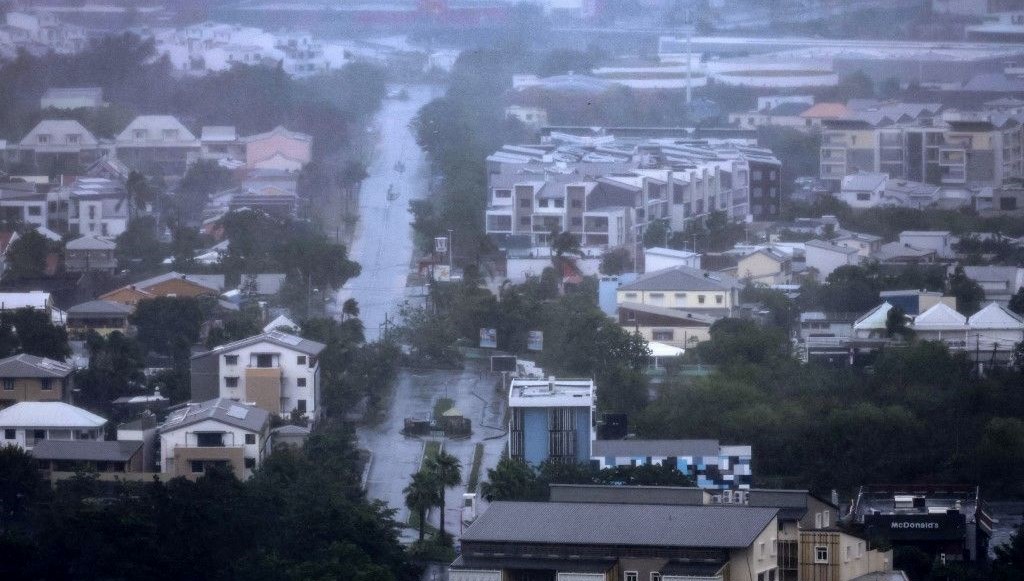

{"left": 424, "top": 450, "right": 462, "bottom": 541}
{"left": 403, "top": 470, "right": 440, "bottom": 541}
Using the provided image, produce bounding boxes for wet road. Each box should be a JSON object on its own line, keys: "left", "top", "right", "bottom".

{"left": 335, "top": 84, "right": 440, "bottom": 340}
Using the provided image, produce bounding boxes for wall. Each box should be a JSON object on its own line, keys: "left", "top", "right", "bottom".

{"left": 215, "top": 340, "right": 318, "bottom": 417}
{"left": 805, "top": 245, "right": 859, "bottom": 281}
{"left": 0, "top": 377, "right": 64, "bottom": 405}
{"left": 645, "top": 251, "right": 700, "bottom": 273}
{"left": 505, "top": 256, "right": 601, "bottom": 284}
{"left": 618, "top": 288, "right": 734, "bottom": 311}
{"left": 160, "top": 417, "right": 265, "bottom": 479}
{"left": 737, "top": 252, "right": 788, "bottom": 284}
{"left": 729, "top": 517, "right": 779, "bottom": 581}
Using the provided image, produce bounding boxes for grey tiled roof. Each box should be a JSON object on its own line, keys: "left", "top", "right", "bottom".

{"left": 461, "top": 501, "right": 777, "bottom": 548}
{"left": 67, "top": 299, "right": 132, "bottom": 317}
{"left": 0, "top": 354, "right": 73, "bottom": 378}
{"left": 619, "top": 265, "right": 740, "bottom": 292}
{"left": 31, "top": 439, "right": 141, "bottom": 462}
{"left": 160, "top": 398, "right": 269, "bottom": 434}
{"left": 194, "top": 330, "right": 326, "bottom": 360}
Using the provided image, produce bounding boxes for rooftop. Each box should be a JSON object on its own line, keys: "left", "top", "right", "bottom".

{"left": 31, "top": 439, "right": 141, "bottom": 463}
{"left": 160, "top": 398, "right": 269, "bottom": 434}
{"left": 0, "top": 353, "right": 73, "bottom": 378}
{"left": 65, "top": 234, "right": 116, "bottom": 251}
{"left": 619, "top": 265, "right": 741, "bottom": 293}
{"left": 195, "top": 330, "right": 325, "bottom": 358}
{"left": 0, "top": 401, "right": 105, "bottom": 428}
{"left": 461, "top": 501, "right": 777, "bottom": 549}
{"left": 508, "top": 378, "right": 594, "bottom": 408}
{"left": 67, "top": 299, "right": 132, "bottom": 317}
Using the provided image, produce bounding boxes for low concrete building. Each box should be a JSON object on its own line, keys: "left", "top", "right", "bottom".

{"left": 899, "top": 231, "right": 953, "bottom": 259}
{"left": 159, "top": 398, "right": 271, "bottom": 480}
{"left": 737, "top": 247, "right": 792, "bottom": 285}
{"left": 508, "top": 378, "right": 594, "bottom": 466}
{"left": 0, "top": 401, "right": 105, "bottom": 451}
{"left": 644, "top": 246, "right": 701, "bottom": 273}
{"left": 617, "top": 265, "right": 741, "bottom": 316}
{"left": 100, "top": 271, "right": 225, "bottom": 308}
{"left": 0, "top": 354, "right": 73, "bottom": 407}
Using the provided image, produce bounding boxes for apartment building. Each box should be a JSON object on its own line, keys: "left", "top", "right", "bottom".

{"left": 616, "top": 265, "right": 743, "bottom": 317}
{"left": 67, "top": 177, "right": 129, "bottom": 237}
{"left": 484, "top": 135, "right": 780, "bottom": 257}
{"left": 159, "top": 398, "right": 271, "bottom": 480}
{"left": 114, "top": 115, "right": 201, "bottom": 176}
{"left": 7, "top": 119, "right": 102, "bottom": 172}
{"left": 821, "top": 114, "right": 1024, "bottom": 189}
{"left": 190, "top": 331, "right": 325, "bottom": 418}
{"left": 508, "top": 378, "right": 594, "bottom": 466}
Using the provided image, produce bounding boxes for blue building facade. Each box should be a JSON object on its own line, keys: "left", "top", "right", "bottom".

{"left": 508, "top": 379, "right": 594, "bottom": 465}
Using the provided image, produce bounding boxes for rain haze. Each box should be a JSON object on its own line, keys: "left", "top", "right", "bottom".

{"left": 2, "top": 1, "right": 1024, "bottom": 580}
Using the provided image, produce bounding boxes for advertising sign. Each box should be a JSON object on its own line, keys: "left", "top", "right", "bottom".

{"left": 434, "top": 236, "right": 448, "bottom": 254}
{"left": 527, "top": 330, "right": 543, "bottom": 351}
{"left": 480, "top": 328, "right": 497, "bottom": 349}
{"left": 491, "top": 355, "right": 517, "bottom": 372}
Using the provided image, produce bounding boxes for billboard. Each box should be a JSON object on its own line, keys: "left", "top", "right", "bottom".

{"left": 527, "top": 330, "right": 543, "bottom": 351}
{"left": 491, "top": 355, "right": 517, "bottom": 372}
{"left": 434, "top": 236, "right": 448, "bottom": 254}
{"left": 863, "top": 514, "right": 966, "bottom": 541}
{"left": 480, "top": 328, "right": 497, "bottom": 349}
{"left": 433, "top": 264, "right": 451, "bottom": 282}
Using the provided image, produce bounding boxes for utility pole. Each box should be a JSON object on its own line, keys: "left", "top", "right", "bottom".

{"left": 448, "top": 228, "right": 454, "bottom": 271}
{"left": 685, "top": 9, "right": 693, "bottom": 105}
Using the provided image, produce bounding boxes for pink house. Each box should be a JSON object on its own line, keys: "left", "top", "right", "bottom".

{"left": 242, "top": 126, "right": 312, "bottom": 171}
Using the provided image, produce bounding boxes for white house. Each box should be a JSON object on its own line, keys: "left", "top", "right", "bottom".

{"left": 899, "top": 231, "right": 954, "bottom": 259}
{"left": 644, "top": 246, "right": 701, "bottom": 273}
{"left": 159, "top": 398, "right": 271, "bottom": 480}
{"left": 804, "top": 239, "right": 861, "bottom": 281}
{"left": 853, "top": 302, "right": 893, "bottom": 340}
{"left": 189, "top": 331, "right": 325, "bottom": 419}
{"left": 0, "top": 402, "right": 106, "bottom": 451}
{"left": 67, "top": 177, "right": 130, "bottom": 238}
{"left": 838, "top": 172, "right": 888, "bottom": 208}
{"left": 911, "top": 302, "right": 969, "bottom": 349}
{"left": 966, "top": 302, "right": 1024, "bottom": 362}
{"left": 833, "top": 232, "right": 882, "bottom": 258}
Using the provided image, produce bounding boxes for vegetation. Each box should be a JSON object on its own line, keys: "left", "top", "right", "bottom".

{"left": 3, "top": 231, "right": 52, "bottom": 282}
{"left": 0, "top": 308, "right": 71, "bottom": 361}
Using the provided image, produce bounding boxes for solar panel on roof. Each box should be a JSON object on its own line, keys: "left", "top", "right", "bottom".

{"left": 226, "top": 405, "right": 249, "bottom": 420}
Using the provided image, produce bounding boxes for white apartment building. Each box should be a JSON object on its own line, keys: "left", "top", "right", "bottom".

{"left": 67, "top": 177, "right": 129, "bottom": 238}
{"left": 159, "top": 398, "right": 271, "bottom": 480}
{"left": 190, "top": 331, "right": 325, "bottom": 419}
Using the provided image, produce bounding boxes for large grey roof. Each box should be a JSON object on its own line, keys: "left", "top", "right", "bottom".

{"left": 619, "top": 265, "right": 740, "bottom": 292}
{"left": 0, "top": 353, "right": 74, "bottom": 378}
{"left": 616, "top": 302, "right": 718, "bottom": 324}
{"left": 132, "top": 271, "right": 225, "bottom": 292}
{"left": 66, "top": 235, "right": 116, "bottom": 251}
{"left": 194, "top": 330, "right": 325, "bottom": 360}
{"left": 67, "top": 299, "right": 132, "bottom": 317}
{"left": 31, "top": 439, "right": 142, "bottom": 463}
{"left": 593, "top": 439, "right": 722, "bottom": 457}
{"left": 160, "top": 398, "right": 269, "bottom": 434}
{"left": 462, "top": 501, "right": 777, "bottom": 549}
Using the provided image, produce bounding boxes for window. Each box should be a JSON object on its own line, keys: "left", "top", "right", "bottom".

{"left": 519, "top": 198, "right": 531, "bottom": 208}
{"left": 297, "top": 399, "right": 307, "bottom": 414}
{"left": 34, "top": 429, "right": 46, "bottom": 441}
{"left": 255, "top": 354, "right": 274, "bottom": 368}
{"left": 297, "top": 377, "right": 307, "bottom": 387}
{"left": 495, "top": 189, "right": 511, "bottom": 198}
{"left": 4, "top": 429, "right": 14, "bottom": 439}
{"left": 554, "top": 199, "right": 564, "bottom": 208}
{"left": 571, "top": 217, "right": 582, "bottom": 226}
{"left": 715, "top": 295, "right": 724, "bottom": 304}
{"left": 653, "top": 330, "right": 674, "bottom": 341}
{"left": 698, "top": 295, "right": 706, "bottom": 304}
{"left": 190, "top": 460, "right": 205, "bottom": 473}
{"left": 650, "top": 574, "right": 661, "bottom": 581}
{"left": 41, "top": 378, "right": 52, "bottom": 391}
{"left": 195, "top": 432, "right": 224, "bottom": 447}
{"left": 571, "top": 199, "right": 582, "bottom": 208}
{"left": 760, "top": 542, "right": 766, "bottom": 557}
{"left": 845, "top": 545, "right": 851, "bottom": 563}
{"left": 27, "top": 206, "right": 41, "bottom": 216}
{"left": 297, "top": 355, "right": 307, "bottom": 365}
{"left": 815, "top": 545, "right": 829, "bottom": 564}
{"left": 2, "top": 379, "right": 13, "bottom": 390}
{"left": 856, "top": 192, "right": 871, "bottom": 201}
{"left": 225, "top": 377, "right": 239, "bottom": 388}
{"left": 68, "top": 134, "right": 80, "bottom": 144}
{"left": 133, "top": 129, "right": 148, "bottom": 139}
{"left": 674, "top": 293, "right": 687, "bottom": 301}
{"left": 772, "top": 539, "right": 777, "bottom": 556}
{"left": 162, "top": 129, "right": 179, "bottom": 140}
{"left": 815, "top": 512, "right": 822, "bottom": 528}
{"left": 823, "top": 511, "right": 830, "bottom": 527}
{"left": 649, "top": 293, "right": 665, "bottom": 300}
{"left": 88, "top": 206, "right": 96, "bottom": 219}
{"left": 625, "top": 573, "right": 638, "bottom": 581}
{"left": 624, "top": 292, "right": 637, "bottom": 299}
{"left": 244, "top": 457, "right": 256, "bottom": 469}
{"left": 225, "top": 355, "right": 238, "bottom": 365}
{"left": 520, "top": 216, "right": 530, "bottom": 226}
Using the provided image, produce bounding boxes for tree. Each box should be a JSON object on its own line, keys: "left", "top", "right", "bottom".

{"left": 480, "top": 457, "right": 544, "bottom": 502}
{"left": 642, "top": 219, "right": 671, "bottom": 249}
{"left": 403, "top": 470, "right": 441, "bottom": 541}
{"left": 599, "top": 247, "right": 631, "bottom": 275}
{"left": 885, "top": 305, "right": 914, "bottom": 340}
{"left": 4, "top": 230, "right": 49, "bottom": 281}
{"left": 0, "top": 444, "right": 45, "bottom": 526}
{"left": 175, "top": 160, "right": 232, "bottom": 221}
{"left": 74, "top": 331, "right": 146, "bottom": 411}
{"left": 549, "top": 230, "right": 582, "bottom": 258}
{"left": 538, "top": 48, "right": 595, "bottom": 77}
{"left": 131, "top": 297, "right": 204, "bottom": 358}
{"left": 342, "top": 298, "right": 360, "bottom": 320}
{"left": 424, "top": 451, "right": 461, "bottom": 541}
{"left": 0, "top": 308, "right": 70, "bottom": 360}
{"left": 948, "top": 266, "right": 985, "bottom": 314}
{"left": 1009, "top": 287, "right": 1024, "bottom": 316}
{"left": 994, "top": 524, "right": 1024, "bottom": 581}
{"left": 125, "top": 171, "right": 153, "bottom": 219}
{"left": 114, "top": 216, "right": 164, "bottom": 272}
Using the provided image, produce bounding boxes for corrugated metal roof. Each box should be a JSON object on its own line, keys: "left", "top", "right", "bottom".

{"left": 619, "top": 265, "right": 740, "bottom": 292}
{"left": 462, "top": 501, "right": 777, "bottom": 549}
{"left": 0, "top": 402, "right": 105, "bottom": 428}
{"left": 159, "top": 398, "right": 268, "bottom": 434}
{"left": 0, "top": 353, "right": 73, "bottom": 378}
{"left": 31, "top": 439, "right": 141, "bottom": 462}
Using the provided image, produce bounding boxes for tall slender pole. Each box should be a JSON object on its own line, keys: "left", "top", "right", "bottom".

{"left": 685, "top": 11, "right": 692, "bottom": 105}
{"left": 448, "top": 228, "right": 453, "bottom": 271}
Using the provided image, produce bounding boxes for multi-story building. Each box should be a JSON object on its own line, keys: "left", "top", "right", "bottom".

{"left": 484, "top": 134, "right": 781, "bottom": 259}
{"left": 66, "top": 300, "right": 132, "bottom": 339}
{"left": 0, "top": 401, "right": 105, "bottom": 451}
{"left": 114, "top": 115, "right": 201, "bottom": 176}
{"left": 159, "top": 398, "right": 271, "bottom": 480}
{"left": 508, "top": 377, "right": 594, "bottom": 466}
{"left": 591, "top": 439, "right": 753, "bottom": 490}
{"left": 0, "top": 354, "right": 74, "bottom": 408}
{"left": 616, "top": 265, "right": 743, "bottom": 317}
{"left": 241, "top": 126, "right": 313, "bottom": 171}
{"left": 8, "top": 119, "right": 102, "bottom": 172}
{"left": 190, "top": 331, "right": 325, "bottom": 419}
{"left": 821, "top": 113, "right": 1024, "bottom": 189}
{"left": 67, "top": 177, "right": 129, "bottom": 237}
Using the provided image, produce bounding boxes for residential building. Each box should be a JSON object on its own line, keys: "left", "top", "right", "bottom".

{"left": 9, "top": 119, "right": 101, "bottom": 171}
{"left": 67, "top": 177, "right": 129, "bottom": 238}
{"left": 200, "top": 126, "right": 245, "bottom": 162}
{"left": 189, "top": 331, "right": 325, "bottom": 418}
{"left": 798, "top": 529, "right": 897, "bottom": 581}
{"left": 242, "top": 126, "right": 312, "bottom": 171}
{"left": 966, "top": 302, "right": 1024, "bottom": 363}
{"left": 873, "top": 242, "right": 937, "bottom": 264}
{"left": 0, "top": 182, "right": 50, "bottom": 228}
{"left": 898, "top": 231, "right": 954, "bottom": 259}
{"left": 960, "top": 265, "right": 1024, "bottom": 305}
{"left": 66, "top": 300, "right": 132, "bottom": 339}
{"left": 0, "top": 401, "right": 105, "bottom": 451}
{"left": 933, "top": 0, "right": 1023, "bottom": 16}
{"left": 849, "top": 485, "right": 991, "bottom": 564}
{"left": 0, "top": 354, "right": 73, "bottom": 407}
{"left": 616, "top": 265, "right": 742, "bottom": 317}
{"left": 592, "top": 439, "right": 753, "bottom": 490}
{"left": 117, "top": 413, "right": 160, "bottom": 472}
{"left": 40, "top": 87, "right": 104, "bottom": 110}
{"left": 100, "top": 272, "right": 225, "bottom": 308}
{"left": 508, "top": 378, "right": 594, "bottom": 465}
{"left": 450, "top": 501, "right": 782, "bottom": 581}
{"left": 33, "top": 439, "right": 144, "bottom": 474}
{"left": 3, "top": 11, "right": 86, "bottom": 55}
{"left": 834, "top": 232, "right": 883, "bottom": 258}
{"left": 911, "top": 302, "right": 970, "bottom": 348}
{"left": 737, "top": 247, "right": 792, "bottom": 284}
{"left": 804, "top": 240, "right": 861, "bottom": 281}
{"left": 837, "top": 172, "right": 887, "bottom": 209}
{"left": 878, "top": 290, "right": 955, "bottom": 316}
{"left": 504, "top": 105, "right": 549, "bottom": 131}
{"left": 0, "top": 291, "right": 61, "bottom": 325}
{"left": 729, "top": 101, "right": 814, "bottom": 132}
{"left": 617, "top": 302, "right": 715, "bottom": 348}
{"left": 114, "top": 115, "right": 200, "bottom": 175}
{"left": 64, "top": 234, "right": 116, "bottom": 273}
{"left": 159, "top": 398, "right": 271, "bottom": 480}
{"left": 270, "top": 424, "right": 311, "bottom": 449}
{"left": 644, "top": 247, "right": 701, "bottom": 273}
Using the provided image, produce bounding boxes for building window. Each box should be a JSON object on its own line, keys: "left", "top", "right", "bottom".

{"left": 571, "top": 199, "right": 582, "bottom": 208}
{"left": 856, "top": 192, "right": 871, "bottom": 201}
{"left": 196, "top": 432, "right": 224, "bottom": 447}
{"left": 716, "top": 295, "right": 724, "bottom": 304}
{"left": 133, "top": 129, "right": 147, "bottom": 139}
{"left": 651, "top": 574, "right": 661, "bottom": 581}
{"left": 624, "top": 292, "right": 637, "bottom": 299}
{"left": 41, "top": 379, "right": 52, "bottom": 391}
{"left": 674, "top": 293, "right": 687, "bottom": 300}
{"left": 297, "top": 355, "right": 306, "bottom": 365}
{"left": 571, "top": 217, "right": 582, "bottom": 226}
{"left": 244, "top": 457, "right": 256, "bottom": 469}
{"left": 519, "top": 198, "right": 531, "bottom": 208}
{"left": 297, "top": 399, "right": 307, "bottom": 414}
{"left": 653, "top": 330, "right": 674, "bottom": 341}
{"left": 297, "top": 378, "right": 307, "bottom": 387}
{"left": 2, "top": 379, "right": 13, "bottom": 390}
{"left": 4, "top": 429, "right": 14, "bottom": 439}
{"left": 68, "top": 134, "right": 80, "bottom": 144}
{"left": 245, "top": 433, "right": 256, "bottom": 445}
{"left": 225, "top": 377, "right": 239, "bottom": 388}
{"left": 625, "top": 573, "right": 638, "bottom": 581}
{"left": 225, "top": 355, "right": 238, "bottom": 365}
{"left": 823, "top": 511, "right": 830, "bottom": 527}
{"left": 27, "top": 206, "right": 41, "bottom": 216}
{"left": 649, "top": 293, "right": 665, "bottom": 300}
{"left": 520, "top": 217, "right": 530, "bottom": 226}
{"left": 760, "top": 542, "right": 766, "bottom": 557}
{"left": 495, "top": 189, "right": 511, "bottom": 198}
{"left": 254, "top": 354, "right": 274, "bottom": 368}
{"left": 698, "top": 295, "right": 706, "bottom": 304}
{"left": 815, "top": 545, "right": 829, "bottom": 564}
{"left": 845, "top": 545, "right": 851, "bottom": 562}
{"left": 190, "top": 460, "right": 205, "bottom": 473}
